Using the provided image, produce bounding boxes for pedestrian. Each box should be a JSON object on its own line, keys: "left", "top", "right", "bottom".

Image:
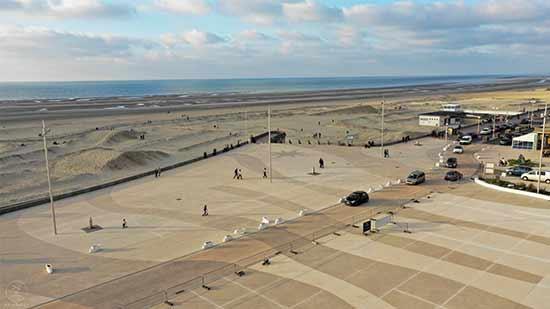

{"left": 237, "top": 169, "right": 243, "bottom": 180}
{"left": 157, "top": 167, "right": 161, "bottom": 177}
{"left": 122, "top": 218, "right": 127, "bottom": 229}
{"left": 384, "top": 149, "right": 390, "bottom": 158}
{"left": 233, "top": 168, "right": 239, "bottom": 179}
{"left": 319, "top": 158, "right": 324, "bottom": 169}
{"left": 89, "top": 216, "right": 93, "bottom": 229}
{"left": 202, "top": 204, "right": 208, "bottom": 216}
{"left": 263, "top": 168, "right": 268, "bottom": 179}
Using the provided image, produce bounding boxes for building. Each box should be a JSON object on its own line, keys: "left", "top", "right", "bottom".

{"left": 512, "top": 128, "right": 550, "bottom": 151}
{"left": 418, "top": 111, "right": 463, "bottom": 128}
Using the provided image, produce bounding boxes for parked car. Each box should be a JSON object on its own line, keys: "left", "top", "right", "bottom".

{"left": 520, "top": 118, "right": 529, "bottom": 125}
{"left": 453, "top": 145, "right": 464, "bottom": 154}
{"left": 341, "top": 191, "right": 370, "bottom": 206}
{"left": 446, "top": 157, "right": 458, "bottom": 168}
{"left": 499, "top": 137, "right": 512, "bottom": 146}
{"left": 521, "top": 170, "right": 550, "bottom": 184}
{"left": 406, "top": 170, "right": 426, "bottom": 185}
{"left": 480, "top": 128, "right": 492, "bottom": 135}
{"left": 445, "top": 171, "right": 463, "bottom": 181}
{"left": 506, "top": 166, "right": 532, "bottom": 177}
{"left": 459, "top": 135, "right": 472, "bottom": 145}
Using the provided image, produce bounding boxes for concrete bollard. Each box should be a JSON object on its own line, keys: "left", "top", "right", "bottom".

{"left": 223, "top": 235, "right": 233, "bottom": 242}
{"left": 367, "top": 187, "right": 373, "bottom": 194}
{"left": 45, "top": 264, "right": 54, "bottom": 274}
{"left": 202, "top": 241, "right": 215, "bottom": 250}
{"left": 261, "top": 217, "right": 270, "bottom": 224}
{"left": 274, "top": 217, "right": 284, "bottom": 225}
{"left": 299, "top": 209, "right": 308, "bottom": 217}
{"left": 384, "top": 181, "right": 391, "bottom": 187}
{"left": 88, "top": 244, "right": 102, "bottom": 254}
{"left": 258, "top": 223, "right": 268, "bottom": 230}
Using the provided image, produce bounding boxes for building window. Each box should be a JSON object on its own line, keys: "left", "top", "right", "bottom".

{"left": 512, "top": 140, "right": 534, "bottom": 150}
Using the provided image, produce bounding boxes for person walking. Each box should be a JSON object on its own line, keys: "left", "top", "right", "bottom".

{"left": 237, "top": 169, "right": 243, "bottom": 180}
{"left": 384, "top": 149, "right": 390, "bottom": 158}
{"left": 122, "top": 218, "right": 127, "bottom": 229}
{"left": 319, "top": 158, "right": 325, "bottom": 169}
{"left": 202, "top": 204, "right": 208, "bottom": 216}
{"left": 263, "top": 168, "right": 268, "bottom": 179}
{"left": 233, "top": 168, "right": 239, "bottom": 179}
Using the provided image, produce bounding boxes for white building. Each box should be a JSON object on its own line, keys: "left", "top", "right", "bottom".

{"left": 419, "top": 111, "right": 462, "bottom": 128}
{"left": 441, "top": 103, "right": 463, "bottom": 112}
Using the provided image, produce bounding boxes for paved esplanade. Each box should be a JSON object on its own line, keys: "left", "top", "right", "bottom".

{"left": 2, "top": 139, "right": 548, "bottom": 308}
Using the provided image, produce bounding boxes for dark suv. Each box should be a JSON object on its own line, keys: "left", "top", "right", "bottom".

{"left": 446, "top": 157, "right": 458, "bottom": 168}
{"left": 341, "top": 191, "right": 369, "bottom": 206}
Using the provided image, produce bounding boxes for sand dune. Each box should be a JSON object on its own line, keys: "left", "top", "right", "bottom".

{"left": 105, "top": 150, "right": 169, "bottom": 171}
{"left": 102, "top": 129, "right": 144, "bottom": 145}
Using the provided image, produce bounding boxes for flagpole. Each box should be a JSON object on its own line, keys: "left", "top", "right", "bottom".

{"left": 42, "top": 120, "right": 57, "bottom": 235}
{"left": 537, "top": 103, "right": 547, "bottom": 193}
{"left": 268, "top": 105, "right": 272, "bottom": 183}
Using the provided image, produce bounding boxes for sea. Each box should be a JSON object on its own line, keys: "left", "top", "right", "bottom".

{"left": 0, "top": 75, "right": 518, "bottom": 101}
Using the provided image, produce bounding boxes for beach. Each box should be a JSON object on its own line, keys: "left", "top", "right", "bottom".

{"left": 1, "top": 77, "right": 548, "bottom": 206}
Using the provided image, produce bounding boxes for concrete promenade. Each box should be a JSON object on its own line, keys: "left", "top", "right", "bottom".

{"left": 2, "top": 138, "right": 549, "bottom": 309}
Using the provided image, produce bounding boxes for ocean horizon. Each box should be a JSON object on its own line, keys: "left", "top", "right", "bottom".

{"left": 0, "top": 74, "right": 523, "bottom": 101}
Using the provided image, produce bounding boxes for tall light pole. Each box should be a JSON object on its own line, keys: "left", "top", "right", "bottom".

{"left": 42, "top": 120, "right": 57, "bottom": 235}
{"left": 537, "top": 103, "right": 548, "bottom": 193}
{"left": 268, "top": 105, "right": 272, "bottom": 183}
{"left": 492, "top": 114, "right": 496, "bottom": 139}
{"left": 380, "top": 99, "right": 385, "bottom": 158}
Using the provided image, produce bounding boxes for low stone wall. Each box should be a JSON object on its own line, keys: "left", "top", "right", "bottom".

{"left": 474, "top": 177, "right": 550, "bottom": 201}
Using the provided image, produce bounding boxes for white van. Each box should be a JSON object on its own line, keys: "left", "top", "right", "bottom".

{"left": 521, "top": 170, "right": 550, "bottom": 183}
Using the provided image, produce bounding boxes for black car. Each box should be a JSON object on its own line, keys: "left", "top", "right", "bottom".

{"left": 446, "top": 157, "right": 458, "bottom": 168}
{"left": 499, "top": 137, "right": 512, "bottom": 146}
{"left": 444, "top": 171, "right": 463, "bottom": 181}
{"left": 506, "top": 166, "right": 532, "bottom": 177}
{"left": 341, "top": 191, "right": 369, "bottom": 206}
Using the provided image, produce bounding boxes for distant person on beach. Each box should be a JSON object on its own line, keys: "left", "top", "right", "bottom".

{"left": 122, "top": 218, "right": 127, "bottom": 229}
{"left": 263, "top": 168, "right": 268, "bottom": 179}
{"left": 233, "top": 168, "right": 239, "bottom": 179}
{"left": 237, "top": 169, "right": 243, "bottom": 180}
{"left": 319, "top": 158, "right": 324, "bottom": 169}
{"left": 202, "top": 205, "right": 208, "bottom": 216}
{"left": 157, "top": 167, "right": 161, "bottom": 177}
{"left": 384, "top": 149, "right": 390, "bottom": 158}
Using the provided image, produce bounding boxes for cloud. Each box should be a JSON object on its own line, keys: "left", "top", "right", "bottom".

{"left": 217, "top": 0, "right": 283, "bottom": 25}
{"left": 0, "top": 0, "right": 135, "bottom": 18}
{"left": 282, "top": 0, "right": 342, "bottom": 23}
{"left": 162, "top": 29, "right": 226, "bottom": 47}
{"left": 0, "top": 25, "right": 153, "bottom": 59}
{"left": 343, "top": 0, "right": 550, "bottom": 30}
{"left": 154, "top": 0, "right": 211, "bottom": 15}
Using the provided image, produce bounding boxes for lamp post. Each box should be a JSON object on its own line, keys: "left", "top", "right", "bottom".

{"left": 268, "top": 105, "right": 272, "bottom": 183}
{"left": 42, "top": 120, "right": 57, "bottom": 235}
{"left": 537, "top": 103, "right": 548, "bottom": 194}
{"left": 380, "top": 100, "right": 385, "bottom": 158}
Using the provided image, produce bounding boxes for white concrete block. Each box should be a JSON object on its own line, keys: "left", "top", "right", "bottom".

{"left": 223, "top": 235, "right": 233, "bottom": 242}
{"left": 274, "top": 217, "right": 284, "bottom": 225}
{"left": 45, "top": 264, "right": 53, "bottom": 274}
{"left": 88, "top": 244, "right": 101, "bottom": 253}
{"left": 261, "top": 216, "right": 270, "bottom": 224}
{"left": 258, "top": 223, "right": 268, "bottom": 230}
{"left": 202, "top": 241, "right": 215, "bottom": 250}
{"left": 299, "top": 209, "right": 308, "bottom": 217}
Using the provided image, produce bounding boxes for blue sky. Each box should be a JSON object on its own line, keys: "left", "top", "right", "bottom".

{"left": 0, "top": 0, "right": 549, "bottom": 81}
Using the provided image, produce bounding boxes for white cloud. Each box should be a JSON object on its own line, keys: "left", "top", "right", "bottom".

{"left": 0, "top": 25, "right": 152, "bottom": 59}
{"left": 154, "top": 0, "right": 210, "bottom": 15}
{"left": 217, "top": 0, "right": 283, "bottom": 25}
{"left": 162, "top": 29, "right": 226, "bottom": 47}
{"left": 0, "top": 0, "right": 134, "bottom": 18}
{"left": 282, "top": 0, "right": 342, "bottom": 23}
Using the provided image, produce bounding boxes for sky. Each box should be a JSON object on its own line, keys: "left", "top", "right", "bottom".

{"left": 0, "top": 0, "right": 549, "bottom": 82}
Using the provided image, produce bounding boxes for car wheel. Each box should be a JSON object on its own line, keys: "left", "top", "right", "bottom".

{"left": 546, "top": 179, "right": 550, "bottom": 184}
{"left": 522, "top": 176, "right": 528, "bottom": 181}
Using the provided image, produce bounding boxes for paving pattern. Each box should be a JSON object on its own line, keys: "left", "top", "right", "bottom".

{"left": 2, "top": 139, "right": 549, "bottom": 309}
